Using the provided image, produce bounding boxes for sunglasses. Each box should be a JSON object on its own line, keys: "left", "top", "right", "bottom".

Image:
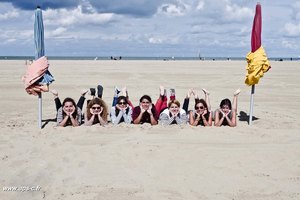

{"left": 118, "top": 101, "right": 126, "bottom": 105}
{"left": 196, "top": 106, "right": 204, "bottom": 110}
{"left": 92, "top": 106, "right": 101, "bottom": 110}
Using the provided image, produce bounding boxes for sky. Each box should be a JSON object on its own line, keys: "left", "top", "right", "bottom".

{"left": 0, "top": 0, "right": 299, "bottom": 57}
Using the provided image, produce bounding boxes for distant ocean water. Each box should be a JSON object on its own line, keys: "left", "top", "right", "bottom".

{"left": 0, "top": 56, "right": 299, "bottom": 61}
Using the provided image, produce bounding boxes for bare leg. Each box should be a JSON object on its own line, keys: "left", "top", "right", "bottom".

{"left": 122, "top": 86, "right": 128, "bottom": 98}
{"left": 192, "top": 89, "right": 201, "bottom": 106}
{"left": 202, "top": 88, "right": 211, "bottom": 111}
{"left": 51, "top": 89, "right": 61, "bottom": 111}
{"left": 232, "top": 88, "right": 241, "bottom": 113}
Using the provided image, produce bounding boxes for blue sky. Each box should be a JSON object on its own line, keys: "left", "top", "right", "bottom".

{"left": 0, "top": 0, "right": 299, "bottom": 57}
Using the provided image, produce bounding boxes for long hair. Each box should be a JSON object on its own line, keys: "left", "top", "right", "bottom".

{"left": 86, "top": 97, "right": 108, "bottom": 121}
{"left": 62, "top": 97, "right": 78, "bottom": 119}
{"left": 220, "top": 98, "right": 232, "bottom": 110}
{"left": 194, "top": 98, "right": 210, "bottom": 122}
{"left": 194, "top": 98, "right": 208, "bottom": 110}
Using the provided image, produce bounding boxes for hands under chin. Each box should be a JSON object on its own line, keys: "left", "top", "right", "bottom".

{"left": 147, "top": 109, "right": 153, "bottom": 114}
{"left": 64, "top": 109, "right": 74, "bottom": 117}
{"left": 201, "top": 109, "right": 207, "bottom": 117}
{"left": 117, "top": 105, "right": 128, "bottom": 112}
{"left": 171, "top": 111, "right": 179, "bottom": 118}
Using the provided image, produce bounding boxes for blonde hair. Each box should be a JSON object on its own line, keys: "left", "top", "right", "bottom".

{"left": 168, "top": 99, "right": 180, "bottom": 108}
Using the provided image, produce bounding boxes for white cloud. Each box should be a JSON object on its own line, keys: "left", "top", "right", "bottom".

{"left": 282, "top": 40, "right": 299, "bottom": 49}
{"left": 196, "top": 1, "right": 205, "bottom": 10}
{"left": 223, "top": 3, "right": 253, "bottom": 22}
{"left": 0, "top": 29, "right": 32, "bottom": 46}
{"left": 284, "top": 23, "right": 300, "bottom": 37}
{"left": 0, "top": 0, "right": 299, "bottom": 57}
{"left": 157, "top": 1, "right": 190, "bottom": 17}
{"left": 0, "top": 10, "right": 19, "bottom": 20}
{"left": 293, "top": 2, "right": 300, "bottom": 20}
{"left": 6, "top": 38, "right": 16, "bottom": 43}
{"left": 148, "top": 35, "right": 179, "bottom": 44}
{"left": 283, "top": 2, "right": 300, "bottom": 37}
{"left": 43, "top": 6, "right": 115, "bottom": 27}
{"left": 46, "top": 27, "right": 68, "bottom": 38}
{"left": 149, "top": 37, "right": 162, "bottom": 44}
{"left": 52, "top": 27, "right": 67, "bottom": 35}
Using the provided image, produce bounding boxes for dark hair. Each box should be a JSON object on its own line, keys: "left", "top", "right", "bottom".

{"left": 220, "top": 98, "right": 232, "bottom": 110}
{"left": 194, "top": 98, "right": 208, "bottom": 110}
{"left": 139, "top": 95, "right": 152, "bottom": 103}
{"left": 62, "top": 97, "right": 78, "bottom": 119}
{"left": 117, "top": 96, "right": 128, "bottom": 104}
{"left": 115, "top": 96, "right": 129, "bottom": 115}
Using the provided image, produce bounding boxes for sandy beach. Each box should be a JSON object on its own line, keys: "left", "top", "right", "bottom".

{"left": 1, "top": 60, "right": 300, "bottom": 200}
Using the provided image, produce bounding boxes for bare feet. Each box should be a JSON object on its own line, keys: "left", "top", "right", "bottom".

{"left": 193, "top": 89, "right": 199, "bottom": 99}
{"left": 234, "top": 88, "right": 241, "bottom": 96}
{"left": 159, "top": 86, "right": 164, "bottom": 96}
{"left": 187, "top": 88, "right": 193, "bottom": 98}
{"left": 122, "top": 86, "right": 128, "bottom": 97}
{"left": 81, "top": 89, "right": 88, "bottom": 96}
{"left": 202, "top": 88, "right": 210, "bottom": 95}
{"left": 50, "top": 89, "right": 58, "bottom": 98}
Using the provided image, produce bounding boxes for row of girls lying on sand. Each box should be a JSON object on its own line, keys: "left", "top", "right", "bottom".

{"left": 52, "top": 85, "right": 240, "bottom": 127}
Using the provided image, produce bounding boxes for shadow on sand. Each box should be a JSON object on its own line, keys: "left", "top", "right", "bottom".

{"left": 42, "top": 118, "right": 56, "bottom": 129}
{"left": 238, "top": 111, "right": 259, "bottom": 124}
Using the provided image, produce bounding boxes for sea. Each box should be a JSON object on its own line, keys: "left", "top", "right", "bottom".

{"left": 0, "top": 56, "right": 299, "bottom": 61}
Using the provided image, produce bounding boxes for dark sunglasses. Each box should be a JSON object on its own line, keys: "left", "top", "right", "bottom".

{"left": 118, "top": 101, "right": 127, "bottom": 105}
{"left": 222, "top": 106, "right": 230, "bottom": 109}
{"left": 196, "top": 106, "right": 204, "bottom": 110}
{"left": 92, "top": 106, "right": 101, "bottom": 110}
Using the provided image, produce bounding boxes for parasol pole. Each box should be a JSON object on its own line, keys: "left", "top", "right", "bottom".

{"left": 249, "top": 85, "right": 255, "bottom": 125}
{"left": 35, "top": 5, "right": 45, "bottom": 129}
{"left": 38, "top": 93, "right": 42, "bottom": 128}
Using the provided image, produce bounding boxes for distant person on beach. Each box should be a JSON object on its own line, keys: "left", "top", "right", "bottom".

{"left": 185, "top": 89, "right": 212, "bottom": 127}
{"left": 214, "top": 89, "right": 240, "bottom": 127}
{"left": 159, "top": 99, "right": 187, "bottom": 125}
{"left": 51, "top": 89, "right": 86, "bottom": 127}
{"left": 85, "top": 97, "right": 108, "bottom": 126}
{"left": 132, "top": 95, "right": 158, "bottom": 125}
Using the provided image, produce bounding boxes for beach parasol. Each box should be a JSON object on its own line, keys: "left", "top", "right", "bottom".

{"left": 245, "top": 3, "right": 270, "bottom": 125}
{"left": 34, "top": 6, "right": 54, "bottom": 128}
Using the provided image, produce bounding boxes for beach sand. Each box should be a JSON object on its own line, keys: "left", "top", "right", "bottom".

{"left": 1, "top": 60, "right": 300, "bottom": 200}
